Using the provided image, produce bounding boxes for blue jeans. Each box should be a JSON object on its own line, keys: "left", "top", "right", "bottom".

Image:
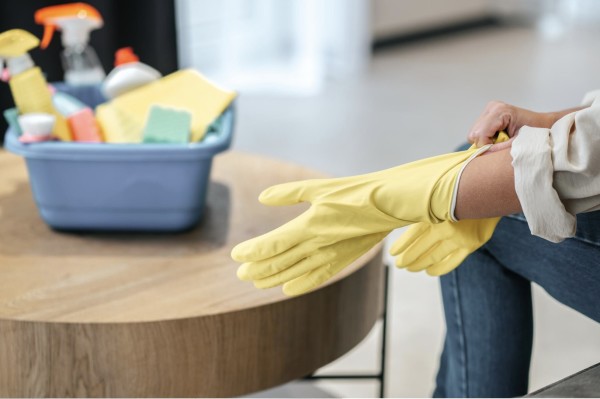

{"left": 433, "top": 211, "right": 600, "bottom": 398}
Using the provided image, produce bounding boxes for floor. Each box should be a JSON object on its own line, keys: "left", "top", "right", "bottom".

{"left": 234, "top": 23, "right": 600, "bottom": 397}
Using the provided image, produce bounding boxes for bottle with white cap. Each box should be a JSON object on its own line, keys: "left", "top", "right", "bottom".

{"left": 102, "top": 47, "right": 162, "bottom": 99}
{"left": 35, "top": 2, "right": 106, "bottom": 86}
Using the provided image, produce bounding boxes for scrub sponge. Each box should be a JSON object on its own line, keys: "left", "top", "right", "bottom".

{"left": 142, "top": 105, "right": 191, "bottom": 144}
{"left": 96, "top": 69, "right": 236, "bottom": 143}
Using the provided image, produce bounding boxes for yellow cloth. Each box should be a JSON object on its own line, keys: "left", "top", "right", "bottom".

{"left": 232, "top": 145, "right": 491, "bottom": 296}
{"left": 96, "top": 69, "right": 236, "bottom": 143}
{"left": 391, "top": 132, "right": 509, "bottom": 276}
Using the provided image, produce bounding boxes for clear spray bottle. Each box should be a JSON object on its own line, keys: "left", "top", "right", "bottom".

{"left": 35, "top": 2, "right": 106, "bottom": 86}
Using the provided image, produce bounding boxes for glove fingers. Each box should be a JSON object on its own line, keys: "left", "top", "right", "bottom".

{"left": 231, "top": 214, "right": 311, "bottom": 262}
{"left": 389, "top": 223, "right": 432, "bottom": 257}
{"left": 237, "top": 238, "right": 320, "bottom": 281}
{"left": 390, "top": 222, "right": 448, "bottom": 268}
{"left": 425, "top": 248, "right": 471, "bottom": 276}
{"left": 403, "top": 240, "right": 458, "bottom": 272}
{"left": 253, "top": 251, "right": 333, "bottom": 289}
{"left": 253, "top": 232, "right": 387, "bottom": 289}
{"left": 259, "top": 179, "right": 324, "bottom": 206}
{"left": 282, "top": 262, "right": 339, "bottom": 296}
{"left": 281, "top": 232, "right": 387, "bottom": 296}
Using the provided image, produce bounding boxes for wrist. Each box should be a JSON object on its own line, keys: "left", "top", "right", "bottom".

{"left": 544, "top": 111, "right": 561, "bottom": 127}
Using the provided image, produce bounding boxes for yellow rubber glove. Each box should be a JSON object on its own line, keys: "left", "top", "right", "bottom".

{"left": 390, "top": 217, "right": 500, "bottom": 275}
{"left": 232, "top": 144, "right": 492, "bottom": 296}
{"left": 390, "top": 132, "right": 509, "bottom": 276}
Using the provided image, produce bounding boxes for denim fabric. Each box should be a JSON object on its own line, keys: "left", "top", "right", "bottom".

{"left": 434, "top": 211, "right": 600, "bottom": 398}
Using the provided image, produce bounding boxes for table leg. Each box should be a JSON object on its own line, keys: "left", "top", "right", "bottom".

{"left": 303, "top": 264, "right": 391, "bottom": 398}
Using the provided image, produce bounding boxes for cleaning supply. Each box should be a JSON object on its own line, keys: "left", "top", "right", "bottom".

{"left": 96, "top": 68, "right": 236, "bottom": 143}
{"left": 391, "top": 132, "right": 510, "bottom": 276}
{"left": 232, "top": 142, "right": 495, "bottom": 296}
{"left": 0, "top": 29, "right": 71, "bottom": 141}
{"left": 17, "top": 113, "right": 56, "bottom": 143}
{"left": 67, "top": 108, "right": 102, "bottom": 142}
{"left": 4, "top": 108, "right": 22, "bottom": 135}
{"left": 51, "top": 86, "right": 103, "bottom": 142}
{"left": 142, "top": 105, "right": 191, "bottom": 144}
{"left": 102, "top": 47, "right": 161, "bottom": 99}
{"left": 3, "top": 103, "right": 236, "bottom": 232}
{"left": 52, "top": 85, "right": 88, "bottom": 115}
{"left": 34, "top": 2, "right": 105, "bottom": 85}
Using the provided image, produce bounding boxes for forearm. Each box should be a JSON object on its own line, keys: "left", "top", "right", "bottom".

{"left": 454, "top": 148, "right": 521, "bottom": 220}
{"left": 547, "top": 106, "right": 587, "bottom": 125}
{"left": 455, "top": 104, "right": 590, "bottom": 220}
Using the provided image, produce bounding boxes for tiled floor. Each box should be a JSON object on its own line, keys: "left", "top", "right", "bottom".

{"left": 235, "top": 23, "right": 600, "bottom": 397}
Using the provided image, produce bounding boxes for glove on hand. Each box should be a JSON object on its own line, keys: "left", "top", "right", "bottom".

{"left": 232, "top": 145, "right": 491, "bottom": 295}
{"left": 390, "top": 217, "right": 500, "bottom": 275}
{"left": 390, "top": 132, "right": 509, "bottom": 276}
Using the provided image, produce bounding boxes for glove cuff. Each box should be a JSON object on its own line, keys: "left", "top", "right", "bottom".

{"left": 448, "top": 144, "right": 493, "bottom": 222}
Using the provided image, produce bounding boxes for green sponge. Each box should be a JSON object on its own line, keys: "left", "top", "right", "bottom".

{"left": 142, "top": 105, "right": 191, "bottom": 144}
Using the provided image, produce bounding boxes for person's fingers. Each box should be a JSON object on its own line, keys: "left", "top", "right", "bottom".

{"left": 425, "top": 248, "right": 471, "bottom": 276}
{"left": 231, "top": 213, "right": 311, "bottom": 262}
{"left": 473, "top": 130, "right": 495, "bottom": 148}
{"left": 469, "top": 116, "right": 495, "bottom": 146}
{"left": 258, "top": 179, "right": 326, "bottom": 206}
{"left": 486, "top": 137, "right": 514, "bottom": 153}
{"left": 469, "top": 107, "right": 511, "bottom": 148}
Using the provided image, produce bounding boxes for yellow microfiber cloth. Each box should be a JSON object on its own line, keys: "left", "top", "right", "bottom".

{"left": 96, "top": 69, "right": 236, "bottom": 143}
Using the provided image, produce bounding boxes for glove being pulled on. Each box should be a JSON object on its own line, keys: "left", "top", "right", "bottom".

{"left": 390, "top": 131, "right": 509, "bottom": 276}
{"left": 232, "top": 145, "right": 491, "bottom": 295}
{"left": 391, "top": 217, "right": 500, "bottom": 275}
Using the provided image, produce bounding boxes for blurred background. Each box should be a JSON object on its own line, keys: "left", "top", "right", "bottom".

{"left": 2, "top": 0, "right": 600, "bottom": 397}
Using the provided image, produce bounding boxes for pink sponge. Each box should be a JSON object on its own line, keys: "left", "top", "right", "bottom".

{"left": 68, "top": 108, "right": 103, "bottom": 142}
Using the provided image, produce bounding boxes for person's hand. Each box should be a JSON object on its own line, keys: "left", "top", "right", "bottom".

{"left": 468, "top": 101, "right": 554, "bottom": 152}
{"left": 389, "top": 132, "right": 509, "bottom": 276}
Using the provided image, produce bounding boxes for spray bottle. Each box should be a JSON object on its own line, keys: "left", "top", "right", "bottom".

{"left": 35, "top": 2, "right": 105, "bottom": 86}
{"left": 0, "top": 29, "right": 71, "bottom": 141}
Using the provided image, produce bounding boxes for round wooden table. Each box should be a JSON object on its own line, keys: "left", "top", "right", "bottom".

{"left": 0, "top": 150, "right": 384, "bottom": 397}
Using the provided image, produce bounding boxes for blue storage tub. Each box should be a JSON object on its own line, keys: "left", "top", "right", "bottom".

{"left": 3, "top": 102, "right": 234, "bottom": 232}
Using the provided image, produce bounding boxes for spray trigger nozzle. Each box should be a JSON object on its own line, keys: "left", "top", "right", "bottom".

{"left": 40, "top": 24, "right": 57, "bottom": 50}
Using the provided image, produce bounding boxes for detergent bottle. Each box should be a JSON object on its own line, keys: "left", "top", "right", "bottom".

{"left": 35, "top": 2, "right": 105, "bottom": 86}
{"left": 102, "top": 47, "right": 161, "bottom": 99}
{"left": 0, "top": 29, "right": 71, "bottom": 141}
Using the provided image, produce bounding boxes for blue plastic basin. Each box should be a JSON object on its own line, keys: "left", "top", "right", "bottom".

{"left": 4, "top": 97, "right": 234, "bottom": 232}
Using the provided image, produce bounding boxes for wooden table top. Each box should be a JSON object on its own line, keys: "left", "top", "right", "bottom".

{"left": 0, "top": 150, "right": 380, "bottom": 323}
{"left": 0, "top": 149, "right": 385, "bottom": 397}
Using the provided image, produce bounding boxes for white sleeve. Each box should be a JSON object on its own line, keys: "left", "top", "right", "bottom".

{"left": 510, "top": 90, "right": 600, "bottom": 243}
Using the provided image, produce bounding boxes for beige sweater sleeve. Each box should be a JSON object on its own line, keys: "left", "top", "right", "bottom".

{"left": 510, "top": 90, "right": 600, "bottom": 242}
